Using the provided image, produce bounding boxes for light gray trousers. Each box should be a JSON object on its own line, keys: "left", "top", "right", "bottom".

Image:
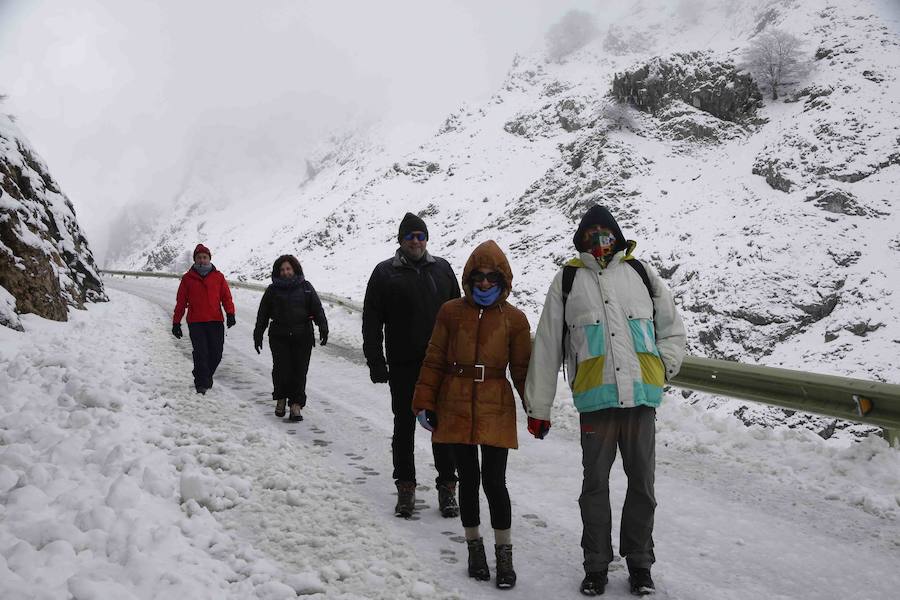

{"left": 579, "top": 405, "right": 657, "bottom": 573}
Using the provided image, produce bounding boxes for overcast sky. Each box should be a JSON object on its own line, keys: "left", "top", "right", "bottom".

{"left": 0, "top": 0, "right": 592, "bottom": 260}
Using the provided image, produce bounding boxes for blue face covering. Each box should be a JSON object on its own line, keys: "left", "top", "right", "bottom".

{"left": 193, "top": 263, "right": 213, "bottom": 276}
{"left": 472, "top": 284, "right": 502, "bottom": 307}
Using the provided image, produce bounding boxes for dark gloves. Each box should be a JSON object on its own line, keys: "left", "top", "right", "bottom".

{"left": 369, "top": 362, "right": 390, "bottom": 384}
{"left": 172, "top": 323, "right": 183, "bottom": 339}
{"left": 226, "top": 313, "right": 236, "bottom": 328}
{"left": 416, "top": 410, "right": 438, "bottom": 432}
{"left": 253, "top": 333, "right": 263, "bottom": 355}
{"left": 527, "top": 417, "right": 551, "bottom": 440}
{"left": 319, "top": 329, "right": 328, "bottom": 346}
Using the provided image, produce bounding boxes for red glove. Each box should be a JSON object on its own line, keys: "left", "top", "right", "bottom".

{"left": 528, "top": 417, "right": 550, "bottom": 440}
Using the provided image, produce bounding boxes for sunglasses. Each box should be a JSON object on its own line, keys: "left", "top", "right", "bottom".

{"left": 402, "top": 232, "right": 427, "bottom": 242}
{"left": 471, "top": 272, "right": 503, "bottom": 284}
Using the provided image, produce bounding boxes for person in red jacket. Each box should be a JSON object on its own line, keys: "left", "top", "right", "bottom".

{"left": 172, "top": 244, "right": 236, "bottom": 394}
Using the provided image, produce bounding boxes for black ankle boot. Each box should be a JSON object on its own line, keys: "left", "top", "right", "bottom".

{"left": 580, "top": 570, "right": 608, "bottom": 596}
{"left": 466, "top": 538, "right": 490, "bottom": 581}
{"left": 494, "top": 544, "right": 516, "bottom": 589}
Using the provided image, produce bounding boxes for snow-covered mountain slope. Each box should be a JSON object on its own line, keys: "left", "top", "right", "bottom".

{"left": 115, "top": 0, "right": 899, "bottom": 432}
{"left": 0, "top": 113, "right": 106, "bottom": 330}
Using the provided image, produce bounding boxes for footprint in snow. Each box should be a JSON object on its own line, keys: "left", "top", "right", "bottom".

{"left": 448, "top": 535, "right": 466, "bottom": 544}
{"left": 313, "top": 439, "right": 331, "bottom": 447}
{"left": 522, "top": 514, "right": 548, "bottom": 528}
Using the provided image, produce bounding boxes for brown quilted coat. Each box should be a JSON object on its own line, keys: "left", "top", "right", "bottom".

{"left": 412, "top": 240, "right": 532, "bottom": 449}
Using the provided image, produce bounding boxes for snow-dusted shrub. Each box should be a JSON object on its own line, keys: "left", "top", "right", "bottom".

{"left": 546, "top": 9, "right": 599, "bottom": 63}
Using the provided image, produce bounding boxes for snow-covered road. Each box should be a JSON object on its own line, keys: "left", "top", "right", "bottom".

{"left": 2, "top": 276, "right": 898, "bottom": 600}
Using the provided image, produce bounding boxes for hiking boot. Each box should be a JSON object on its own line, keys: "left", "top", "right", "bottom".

{"left": 275, "top": 398, "right": 286, "bottom": 418}
{"left": 580, "top": 571, "right": 608, "bottom": 596}
{"left": 494, "top": 544, "right": 516, "bottom": 589}
{"left": 289, "top": 403, "right": 303, "bottom": 422}
{"left": 437, "top": 482, "right": 459, "bottom": 518}
{"left": 395, "top": 481, "right": 416, "bottom": 518}
{"left": 195, "top": 385, "right": 207, "bottom": 395}
{"left": 628, "top": 567, "right": 655, "bottom": 596}
{"left": 466, "top": 538, "right": 490, "bottom": 581}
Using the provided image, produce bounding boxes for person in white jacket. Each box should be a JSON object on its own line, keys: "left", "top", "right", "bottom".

{"left": 524, "top": 205, "right": 686, "bottom": 597}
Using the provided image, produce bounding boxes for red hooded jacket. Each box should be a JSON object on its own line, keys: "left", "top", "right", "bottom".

{"left": 173, "top": 267, "right": 235, "bottom": 324}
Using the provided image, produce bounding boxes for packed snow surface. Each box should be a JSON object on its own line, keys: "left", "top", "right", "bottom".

{"left": 2, "top": 276, "right": 898, "bottom": 599}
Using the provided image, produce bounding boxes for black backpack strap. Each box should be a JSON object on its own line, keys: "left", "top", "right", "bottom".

{"left": 625, "top": 259, "right": 654, "bottom": 300}
{"left": 561, "top": 265, "right": 577, "bottom": 358}
{"left": 626, "top": 259, "right": 656, "bottom": 324}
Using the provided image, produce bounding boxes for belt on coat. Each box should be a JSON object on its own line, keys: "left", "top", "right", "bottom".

{"left": 445, "top": 363, "right": 506, "bottom": 383}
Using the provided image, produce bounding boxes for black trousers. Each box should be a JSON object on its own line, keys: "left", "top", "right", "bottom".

{"left": 269, "top": 333, "right": 313, "bottom": 407}
{"left": 452, "top": 444, "right": 511, "bottom": 530}
{"left": 388, "top": 361, "right": 457, "bottom": 486}
{"left": 187, "top": 321, "right": 225, "bottom": 388}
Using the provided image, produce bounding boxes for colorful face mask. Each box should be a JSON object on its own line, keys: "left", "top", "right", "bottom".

{"left": 589, "top": 231, "right": 615, "bottom": 262}
{"left": 590, "top": 231, "right": 615, "bottom": 248}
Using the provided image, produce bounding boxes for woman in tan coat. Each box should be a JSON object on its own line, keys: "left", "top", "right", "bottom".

{"left": 413, "top": 240, "right": 531, "bottom": 590}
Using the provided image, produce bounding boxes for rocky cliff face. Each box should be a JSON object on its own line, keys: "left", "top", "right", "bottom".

{"left": 0, "top": 113, "right": 106, "bottom": 330}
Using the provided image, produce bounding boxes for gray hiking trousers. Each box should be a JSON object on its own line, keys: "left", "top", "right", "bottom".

{"left": 579, "top": 405, "right": 656, "bottom": 573}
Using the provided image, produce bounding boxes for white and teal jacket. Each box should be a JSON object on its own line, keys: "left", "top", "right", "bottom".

{"left": 524, "top": 246, "right": 686, "bottom": 420}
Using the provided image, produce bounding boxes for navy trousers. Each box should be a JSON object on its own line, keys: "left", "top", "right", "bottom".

{"left": 187, "top": 321, "right": 225, "bottom": 389}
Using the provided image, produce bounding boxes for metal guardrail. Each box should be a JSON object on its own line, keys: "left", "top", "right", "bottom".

{"left": 102, "top": 269, "right": 900, "bottom": 445}
{"left": 672, "top": 357, "right": 900, "bottom": 445}
{"left": 101, "top": 269, "right": 362, "bottom": 312}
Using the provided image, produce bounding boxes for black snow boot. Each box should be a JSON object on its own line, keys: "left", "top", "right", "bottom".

{"left": 580, "top": 570, "right": 608, "bottom": 596}
{"left": 437, "top": 482, "right": 459, "bottom": 518}
{"left": 195, "top": 385, "right": 207, "bottom": 395}
{"left": 395, "top": 481, "right": 416, "bottom": 518}
{"left": 289, "top": 403, "right": 303, "bottom": 422}
{"left": 494, "top": 544, "right": 516, "bottom": 589}
{"left": 466, "top": 538, "right": 490, "bottom": 581}
{"left": 628, "top": 567, "right": 655, "bottom": 596}
{"left": 275, "top": 398, "right": 286, "bottom": 418}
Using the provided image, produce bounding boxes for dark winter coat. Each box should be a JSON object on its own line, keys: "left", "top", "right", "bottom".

{"left": 412, "top": 241, "right": 531, "bottom": 449}
{"left": 253, "top": 268, "right": 328, "bottom": 346}
{"left": 362, "top": 249, "right": 460, "bottom": 368}
{"left": 173, "top": 266, "right": 235, "bottom": 324}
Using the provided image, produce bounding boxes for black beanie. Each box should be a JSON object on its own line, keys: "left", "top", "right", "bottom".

{"left": 573, "top": 205, "right": 627, "bottom": 252}
{"left": 398, "top": 212, "right": 429, "bottom": 242}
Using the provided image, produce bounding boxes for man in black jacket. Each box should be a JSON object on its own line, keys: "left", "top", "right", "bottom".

{"left": 363, "top": 212, "right": 460, "bottom": 518}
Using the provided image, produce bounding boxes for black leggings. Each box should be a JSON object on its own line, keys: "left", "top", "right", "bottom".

{"left": 269, "top": 333, "right": 313, "bottom": 407}
{"left": 452, "top": 444, "right": 511, "bottom": 530}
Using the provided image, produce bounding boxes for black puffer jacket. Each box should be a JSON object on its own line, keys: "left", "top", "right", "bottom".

{"left": 254, "top": 262, "right": 327, "bottom": 345}
{"left": 362, "top": 250, "right": 460, "bottom": 367}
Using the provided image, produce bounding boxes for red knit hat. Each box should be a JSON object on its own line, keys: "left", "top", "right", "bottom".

{"left": 193, "top": 243, "right": 211, "bottom": 259}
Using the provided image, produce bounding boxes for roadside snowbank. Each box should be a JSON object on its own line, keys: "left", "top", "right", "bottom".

{"left": 0, "top": 291, "right": 450, "bottom": 599}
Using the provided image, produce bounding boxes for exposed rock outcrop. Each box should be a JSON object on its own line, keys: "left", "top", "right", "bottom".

{"left": 612, "top": 52, "right": 763, "bottom": 123}
{"left": 0, "top": 114, "right": 106, "bottom": 327}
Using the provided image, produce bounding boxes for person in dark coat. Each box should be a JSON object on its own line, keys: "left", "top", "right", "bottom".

{"left": 253, "top": 255, "right": 328, "bottom": 422}
{"left": 362, "top": 212, "right": 460, "bottom": 518}
{"left": 172, "top": 243, "right": 236, "bottom": 394}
